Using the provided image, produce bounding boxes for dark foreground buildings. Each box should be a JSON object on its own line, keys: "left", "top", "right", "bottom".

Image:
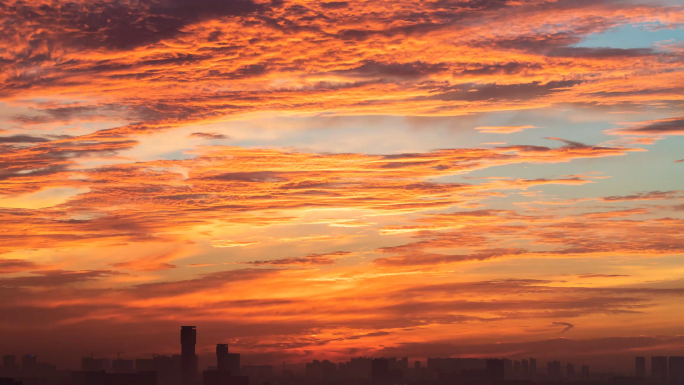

{"left": 2, "top": 329, "right": 684, "bottom": 385}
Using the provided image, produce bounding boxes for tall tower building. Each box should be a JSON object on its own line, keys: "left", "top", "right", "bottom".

{"left": 372, "top": 358, "right": 389, "bottom": 384}
{"left": 669, "top": 356, "right": 684, "bottom": 383}
{"left": 522, "top": 359, "right": 529, "bottom": 377}
{"left": 652, "top": 356, "right": 668, "bottom": 383}
{"left": 181, "top": 326, "right": 197, "bottom": 385}
{"left": 530, "top": 358, "right": 537, "bottom": 376}
{"left": 216, "top": 344, "right": 229, "bottom": 372}
{"left": 486, "top": 359, "right": 505, "bottom": 380}
{"left": 636, "top": 357, "right": 646, "bottom": 378}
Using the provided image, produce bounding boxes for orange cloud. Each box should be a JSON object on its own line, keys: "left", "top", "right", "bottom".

{"left": 475, "top": 125, "right": 538, "bottom": 134}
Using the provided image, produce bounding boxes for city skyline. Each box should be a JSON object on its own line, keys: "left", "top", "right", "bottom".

{"left": 2, "top": 326, "right": 684, "bottom": 375}
{"left": 1, "top": 0, "right": 684, "bottom": 376}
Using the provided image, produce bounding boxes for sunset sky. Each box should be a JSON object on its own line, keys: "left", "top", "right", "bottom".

{"left": 1, "top": 0, "right": 684, "bottom": 371}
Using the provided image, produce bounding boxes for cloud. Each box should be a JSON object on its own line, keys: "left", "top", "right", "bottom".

{"left": 246, "top": 251, "right": 351, "bottom": 266}
{"left": 419, "top": 80, "right": 583, "bottom": 102}
{"left": 0, "top": 270, "right": 121, "bottom": 287}
{"left": 211, "top": 240, "right": 260, "bottom": 248}
{"left": 0, "top": 259, "right": 43, "bottom": 274}
{"left": 320, "top": 2, "right": 349, "bottom": 9}
{"left": 546, "top": 47, "right": 655, "bottom": 59}
{"left": 552, "top": 322, "right": 575, "bottom": 334}
{"left": 601, "top": 191, "right": 684, "bottom": 202}
{"left": 608, "top": 117, "right": 684, "bottom": 136}
{"left": 0, "top": 135, "right": 52, "bottom": 143}
{"left": 577, "top": 274, "right": 630, "bottom": 279}
{"left": 457, "top": 62, "right": 543, "bottom": 76}
{"left": 475, "top": 125, "right": 538, "bottom": 134}
{"left": 0, "top": 0, "right": 683, "bottom": 365}
{"left": 189, "top": 132, "right": 230, "bottom": 140}
{"left": 112, "top": 250, "right": 180, "bottom": 271}
{"left": 330, "top": 60, "right": 449, "bottom": 80}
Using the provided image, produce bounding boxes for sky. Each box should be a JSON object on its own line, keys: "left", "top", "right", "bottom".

{"left": 1, "top": 0, "right": 684, "bottom": 372}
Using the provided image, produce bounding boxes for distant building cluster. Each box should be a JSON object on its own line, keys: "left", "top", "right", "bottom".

{"left": 2, "top": 327, "right": 684, "bottom": 385}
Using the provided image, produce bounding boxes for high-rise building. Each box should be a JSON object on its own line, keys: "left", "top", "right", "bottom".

{"left": 307, "top": 360, "right": 322, "bottom": 379}
{"left": 530, "top": 358, "right": 537, "bottom": 376}
{"left": 3, "top": 356, "right": 17, "bottom": 368}
{"left": 522, "top": 359, "right": 529, "bottom": 377}
{"left": 136, "top": 358, "right": 156, "bottom": 372}
{"left": 653, "top": 356, "right": 668, "bottom": 383}
{"left": 216, "top": 345, "right": 229, "bottom": 372}
{"left": 486, "top": 359, "right": 505, "bottom": 380}
{"left": 82, "top": 357, "right": 110, "bottom": 372}
{"left": 514, "top": 360, "right": 521, "bottom": 375}
{"left": 322, "top": 360, "right": 337, "bottom": 380}
{"left": 113, "top": 358, "right": 134, "bottom": 373}
{"left": 22, "top": 355, "right": 37, "bottom": 375}
{"left": 503, "top": 359, "right": 512, "bottom": 378}
{"left": 582, "top": 365, "right": 590, "bottom": 379}
{"left": 567, "top": 363, "right": 575, "bottom": 378}
{"left": 669, "top": 356, "right": 684, "bottom": 383}
{"left": 2, "top": 355, "right": 19, "bottom": 377}
{"left": 635, "top": 357, "right": 646, "bottom": 378}
{"left": 399, "top": 357, "right": 408, "bottom": 370}
{"left": 181, "top": 326, "right": 197, "bottom": 385}
{"left": 22, "top": 355, "right": 37, "bottom": 369}
{"left": 547, "top": 361, "right": 561, "bottom": 378}
{"left": 372, "top": 358, "right": 389, "bottom": 384}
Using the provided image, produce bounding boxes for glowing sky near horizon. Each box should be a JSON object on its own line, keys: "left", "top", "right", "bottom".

{"left": 1, "top": 0, "right": 684, "bottom": 370}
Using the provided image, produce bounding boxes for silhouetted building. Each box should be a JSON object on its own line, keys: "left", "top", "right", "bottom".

{"left": 216, "top": 345, "right": 229, "bottom": 372}
{"left": 635, "top": 357, "right": 646, "bottom": 378}
{"left": 240, "top": 365, "right": 271, "bottom": 380}
{"left": 2, "top": 356, "right": 19, "bottom": 377}
{"left": 372, "top": 358, "right": 389, "bottom": 384}
{"left": 415, "top": 361, "right": 421, "bottom": 370}
{"left": 257, "top": 366, "right": 272, "bottom": 378}
{"left": 210, "top": 345, "right": 240, "bottom": 379}
{"left": 78, "top": 370, "right": 157, "bottom": 385}
{"left": 348, "top": 357, "right": 372, "bottom": 379}
{"left": 21, "top": 355, "right": 37, "bottom": 368}
{"left": 582, "top": 365, "right": 590, "bottom": 379}
{"left": 530, "top": 358, "right": 537, "bottom": 377}
{"left": 203, "top": 370, "right": 248, "bottom": 385}
{"left": 613, "top": 376, "right": 645, "bottom": 385}
{"left": 487, "top": 359, "right": 505, "bottom": 380}
{"left": 0, "top": 378, "right": 22, "bottom": 385}
{"left": 136, "top": 359, "right": 156, "bottom": 372}
{"left": 225, "top": 355, "right": 239, "bottom": 377}
{"left": 2, "top": 357, "right": 17, "bottom": 369}
{"left": 203, "top": 345, "right": 248, "bottom": 385}
{"left": 669, "top": 357, "right": 684, "bottom": 383}
{"left": 82, "top": 357, "right": 110, "bottom": 372}
{"left": 180, "top": 326, "right": 197, "bottom": 385}
{"left": 567, "top": 363, "right": 575, "bottom": 378}
{"left": 547, "top": 361, "right": 561, "bottom": 379}
{"left": 514, "top": 361, "right": 521, "bottom": 375}
{"left": 653, "top": 357, "right": 668, "bottom": 383}
{"left": 399, "top": 357, "right": 408, "bottom": 370}
{"left": 113, "top": 359, "right": 134, "bottom": 374}
{"left": 21, "top": 355, "right": 37, "bottom": 375}
{"left": 522, "top": 359, "right": 529, "bottom": 377}
{"left": 306, "top": 360, "right": 322, "bottom": 379}
{"left": 322, "top": 360, "right": 336, "bottom": 380}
